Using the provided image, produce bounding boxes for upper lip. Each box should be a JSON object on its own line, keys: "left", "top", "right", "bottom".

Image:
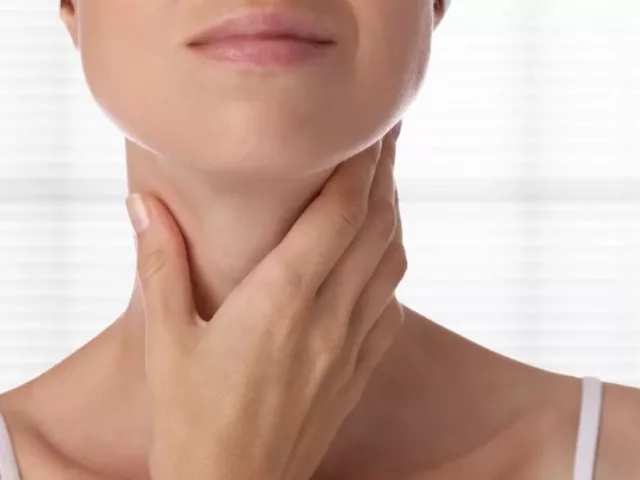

{"left": 186, "top": 10, "right": 336, "bottom": 45}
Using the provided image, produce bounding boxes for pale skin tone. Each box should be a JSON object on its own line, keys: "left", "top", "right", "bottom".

{"left": 0, "top": 0, "right": 639, "bottom": 478}
{"left": 139, "top": 130, "right": 410, "bottom": 480}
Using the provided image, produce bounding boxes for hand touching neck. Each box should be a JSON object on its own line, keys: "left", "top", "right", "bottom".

{"left": 124, "top": 137, "right": 341, "bottom": 320}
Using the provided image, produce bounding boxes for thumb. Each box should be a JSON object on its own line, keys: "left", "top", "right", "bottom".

{"left": 126, "top": 193, "right": 197, "bottom": 343}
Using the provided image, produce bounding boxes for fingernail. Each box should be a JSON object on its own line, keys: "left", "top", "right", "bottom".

{"left": 126, "top": 193, "right": 150, "bottom": 235}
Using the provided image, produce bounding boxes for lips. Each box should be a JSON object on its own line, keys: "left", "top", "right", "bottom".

{"left": 186, "top": 10, "right": 337, "bottom": 46}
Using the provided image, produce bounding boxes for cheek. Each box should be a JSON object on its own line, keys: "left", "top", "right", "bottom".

{"left": 79, "top": 2, "right": 168, "bottom": 133}
{"left": 351, "top": 0, "right": 433, "bottom": 109}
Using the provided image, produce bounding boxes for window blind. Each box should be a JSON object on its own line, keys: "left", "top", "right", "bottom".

{"left": 1, "top": 0, "right": 639, "bottom": 392}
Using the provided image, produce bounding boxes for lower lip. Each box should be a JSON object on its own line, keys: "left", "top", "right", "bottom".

{"left": 188, "top": 37, "right": 334, "bottom": 67}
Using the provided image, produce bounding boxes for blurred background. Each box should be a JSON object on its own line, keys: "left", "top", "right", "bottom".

{"left": 0, "top": 0, "right": 639, "bottom": 392}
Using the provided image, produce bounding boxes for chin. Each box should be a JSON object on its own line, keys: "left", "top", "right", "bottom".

{"left": 123, "top": 106, "right": 385, "bottom": 178}
{"left": 167, "top": 127, "right": 354, "bottom": 178}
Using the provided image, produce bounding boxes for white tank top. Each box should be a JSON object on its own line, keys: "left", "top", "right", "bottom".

{"left": 0, "top": 377, "right": 604, "bottom": 480}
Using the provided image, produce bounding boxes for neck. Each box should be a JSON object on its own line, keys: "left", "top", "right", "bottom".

{"left": 124, "top": 138, "right": 337, "bottom": 319}
{"left": 8, "top": 139, "right": 577, "bottom": 480}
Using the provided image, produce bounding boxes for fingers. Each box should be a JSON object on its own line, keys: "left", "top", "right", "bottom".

{"left": 126, "top": 193, "right": 198, "bottom": 345}
{"left": 268, "top": 139, "right": 383, "bottom": 297}
{"left": 247, "top": 125, "right": 402, "bottom": 304}
{"left": 353, "top": 297, "right": 405, "bottom": 386}
{"left": 314, "top": 128, "right": 398, "bottom": 317}
{"left": 342, "top": 185, "right": 407, "bottom": 373}
{"left": 225, "top": 139, "right": 384, "bottom": 312}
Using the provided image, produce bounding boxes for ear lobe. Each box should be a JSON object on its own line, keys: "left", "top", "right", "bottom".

{"left": 59, "top": 0, "right": 80, "bottom": 49}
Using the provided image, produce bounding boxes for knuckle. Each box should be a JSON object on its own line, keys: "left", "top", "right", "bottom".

{"left": 336, "top": 199, "right": 368, "bottom": 235}
{"left": 310, "top": 325, "right": 346, "bottom": 360}
{"left": 139, "top": 247, "right": 170, "bottom": 282}
{"left": 267, "top": 257, "right": 305, "bottom": 297}
{"left": 387, "top": 242, "right": 408, "bottom": 281}
{"left": 369, "top": 198, "right": 397, "bottom": 243}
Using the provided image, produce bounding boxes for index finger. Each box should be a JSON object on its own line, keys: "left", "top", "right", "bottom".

{"left": 250, "top": 134, "right": 396, "bottom": 301}
{"left": 274, "top": 141, "right": 381, "bottom": 289}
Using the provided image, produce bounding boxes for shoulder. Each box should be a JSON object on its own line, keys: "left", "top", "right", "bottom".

{"left": 512, "top": 378, "right": 640, "bottom": 480}
{"left": 595, "top": 382, "right": 640, "bottom": 479}
{"left": 0, "top": 390, "right": 88, "bottom": 480}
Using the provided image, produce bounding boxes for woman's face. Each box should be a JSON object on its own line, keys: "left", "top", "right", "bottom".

{"left": 61, "top": 0, "right": 444, "bottom": 175}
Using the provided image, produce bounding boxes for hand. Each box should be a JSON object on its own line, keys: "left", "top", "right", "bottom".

{"left": 126, "top": 124, "right": 407, "bottom": 480}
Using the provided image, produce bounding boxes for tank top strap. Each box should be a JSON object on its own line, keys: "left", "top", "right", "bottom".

{"left": 573, "top": 376, "right": 604, "bottom": 480}
{"left": 0, "top": 409, "right": 21, "bottom": 480}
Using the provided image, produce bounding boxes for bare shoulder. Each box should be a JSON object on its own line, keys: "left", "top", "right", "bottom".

{"left": 596, "top": 382, "right": 640, "bottom": 479}
{"left": 0, "top": 390, "right": 54, "bottom": 479}
{"left": 0, "top": 389, "right": 93, "bottom": 480}
{"left": 514, "top": 378, "right": 640, "bottom": 480}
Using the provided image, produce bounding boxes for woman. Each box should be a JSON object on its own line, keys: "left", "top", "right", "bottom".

{"left": 0, "top": 0, "right": 639, "bottom": 479}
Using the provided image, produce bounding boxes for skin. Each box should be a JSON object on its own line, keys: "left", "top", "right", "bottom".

{"left": 0, "top": 0, "right": 639, "bottom": 479}
{"left": 137, "top": 131, "right": 410, "bottom": 480}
